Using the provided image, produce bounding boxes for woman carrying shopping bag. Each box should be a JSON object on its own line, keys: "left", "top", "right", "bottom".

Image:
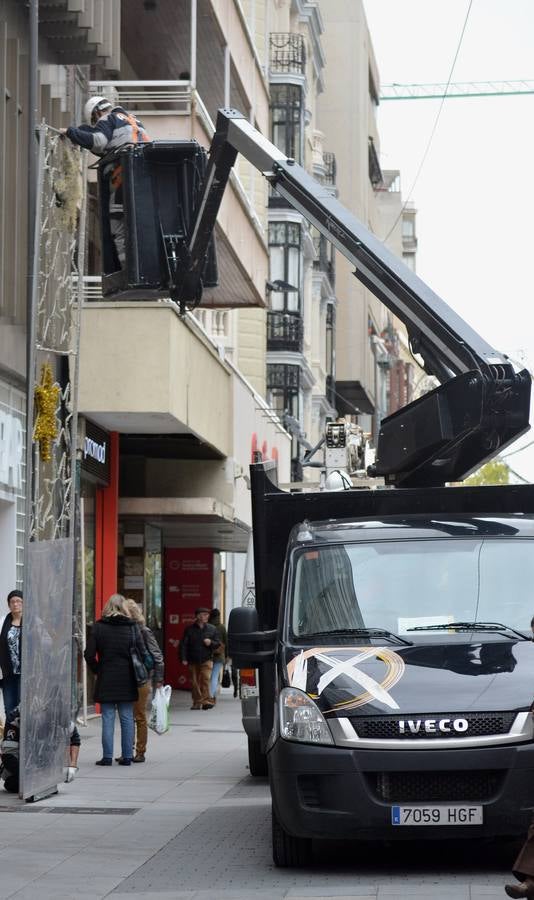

{"left": 84, "top": 593, "right": 145, "bottom": 766}
{"left": 121, "top": 599, "right": 164, "bottom": 763}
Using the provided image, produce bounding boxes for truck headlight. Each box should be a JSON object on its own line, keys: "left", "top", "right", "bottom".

{"left": 279, "top": 687, "right": 333, "bottom": 745}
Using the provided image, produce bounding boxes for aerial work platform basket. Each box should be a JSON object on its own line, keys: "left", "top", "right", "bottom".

{"left": 98, "top": 140, "right": 217, "bottom": 309}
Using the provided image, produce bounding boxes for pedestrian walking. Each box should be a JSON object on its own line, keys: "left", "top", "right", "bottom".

{"left": 119, "top": 599, "right": 164, "bottom": 764}
{"left": 84, "top": 593, "right": 145, "bottom": 766}
{"left": 208, "top": 608, "right": 227, "bottom": 705}
{"left": 179, "top": 607, "right": 220, "bottom": 710}
{"left": 0, "top": 590, "right": 23, "bottom": 717}
{"left": 60, "top": 96, "right": 150, "bottom": 268}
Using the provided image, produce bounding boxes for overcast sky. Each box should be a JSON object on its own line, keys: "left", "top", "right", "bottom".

{"left": 362, "top": 0, "right": 534, "bottom": 480}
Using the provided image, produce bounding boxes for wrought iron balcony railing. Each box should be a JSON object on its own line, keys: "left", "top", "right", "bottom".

{"left": 323, "top": 151, "right": 337, "bottom": 186}
{"left": 267, "top": 311, "right": 303, "bottom": 352}
{"left": 368, "top": 136, "right": 384, "bottom": 188}
{"left": 269, "top": 33, "right": 306, "bottom": 77}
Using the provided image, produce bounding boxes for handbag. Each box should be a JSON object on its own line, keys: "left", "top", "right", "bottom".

{"left": 136, "top": 624, "right": 155, "bottom": 672}
{"left": 221, "top": 666, "right": 231, "bottom": 689}
{"left": 130, "top": 626, "right": 149, "bottom": 686}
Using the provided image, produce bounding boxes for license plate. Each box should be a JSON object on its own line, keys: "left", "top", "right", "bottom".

{"left": 391, "top": 805, "right": 483, "bottom": 826}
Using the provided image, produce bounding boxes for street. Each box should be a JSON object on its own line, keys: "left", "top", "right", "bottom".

{"left": 0, "top": 689, "right": 518, "bottom": 899}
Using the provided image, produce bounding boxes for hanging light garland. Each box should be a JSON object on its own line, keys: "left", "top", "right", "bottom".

{"left": 33, "top": 362, "right": 60, "bottom": 462}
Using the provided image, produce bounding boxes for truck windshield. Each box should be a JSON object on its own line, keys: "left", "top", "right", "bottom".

{"left": 290, "top": 538, "right": 534, "bottom": 639}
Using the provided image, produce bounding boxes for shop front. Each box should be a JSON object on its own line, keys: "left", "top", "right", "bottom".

{"left": 77, "top": 418, "right": 118, "bottom": 716}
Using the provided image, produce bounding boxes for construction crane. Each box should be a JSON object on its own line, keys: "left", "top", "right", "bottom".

{"left": 380, "top": 80, "right": 534, "bottom": 100}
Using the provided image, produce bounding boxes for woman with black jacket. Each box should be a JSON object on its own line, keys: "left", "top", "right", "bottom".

{"left": 84, "top": 593, "right": 145, "bottom": 766}
{"left": 0, "top": 590, "right": 23, "bottom": 716}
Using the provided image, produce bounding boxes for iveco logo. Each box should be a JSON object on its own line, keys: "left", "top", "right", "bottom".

{"left": 398, "top": 718, "right": 469, "bottom": 735}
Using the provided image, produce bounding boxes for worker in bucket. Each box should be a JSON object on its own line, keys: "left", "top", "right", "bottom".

{"left": 61, "top": 96, "right": 150, "bottom": 268}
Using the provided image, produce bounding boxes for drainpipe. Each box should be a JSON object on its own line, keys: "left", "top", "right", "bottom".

{"left": 24, "top": 0, "right": 39, "bottom": 584}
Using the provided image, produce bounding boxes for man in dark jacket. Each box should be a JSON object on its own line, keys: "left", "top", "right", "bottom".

{"left": 180, "top": 608, "right": 220, "bottom": 710}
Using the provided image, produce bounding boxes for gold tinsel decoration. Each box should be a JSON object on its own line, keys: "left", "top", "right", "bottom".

{"left": 33, "top": 363, "right": 60, "bottom": 462}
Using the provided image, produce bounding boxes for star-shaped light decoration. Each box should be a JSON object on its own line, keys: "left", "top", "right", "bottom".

{"left": 33, "top": 363, "right": 60, "bottom": 462}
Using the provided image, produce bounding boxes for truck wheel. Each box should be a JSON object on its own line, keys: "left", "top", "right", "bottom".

{"left": 247, "top": 737, "right": 268, "bottom": 776}
{"left": 272, "top": 805, "right": 312, "bottom": 867}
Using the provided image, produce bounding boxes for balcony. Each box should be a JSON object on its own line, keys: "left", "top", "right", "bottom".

{"left": 80, "top": 276, "right": 235, "bottom": 359}
{"left": 269, "top": 33, "right": 306, "bottom": 77}
{"left": 39, "top": 0, "right": 120, "bottom": 69}
{"left": 78, "top": 300, "right": 232, "bottom": 454}
{"left": 368, "top": 136, "right": 384, "bottom": 189}
{"left": 267, "top": 311, "right": 303, "bottom": 353}
{"left": 89, "top": 80, "right": 268, "bottom": 309}
{"left": 121, "top": 0, "right": 269, "bottom": 135}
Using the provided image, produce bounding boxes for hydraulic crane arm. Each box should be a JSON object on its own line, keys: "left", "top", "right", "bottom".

{"left": 178, "top": 109, "right": 530, "bottom": 487}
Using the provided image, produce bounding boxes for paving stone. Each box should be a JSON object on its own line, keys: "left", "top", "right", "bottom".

{"left": 0, "top": 693, "right": 513, "bottom": 898}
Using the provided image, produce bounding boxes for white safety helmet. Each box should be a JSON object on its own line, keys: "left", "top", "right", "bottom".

{"left": 84, "top": 96, "right": 112, "bottom": 125}
{"left": 324, "top": 470, "right": 353, "bottom": 492}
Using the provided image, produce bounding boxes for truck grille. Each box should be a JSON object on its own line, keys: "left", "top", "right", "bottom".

{"left": 370, "top": 770, "right": 503, "bottom": 803}
{"left": 352, "top": 711, "right": 516, "bottom": 740}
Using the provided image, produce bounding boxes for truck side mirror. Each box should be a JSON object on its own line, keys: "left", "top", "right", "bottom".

{"left": 228, "top": 607, "right": 276, "bottom": 668}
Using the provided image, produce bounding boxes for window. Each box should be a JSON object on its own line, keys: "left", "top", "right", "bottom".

{"left": 402, "top": 217, "right": 415, "bottom": 238}
{"left": 289, "top": 537, "right": 534, "bottom": 639}
{"left": 271, "top": 84, "right": 303, "bottom": 163}
{"left": 269, "top": 222, "right": 301, "bottom": 313}
{"left": 267, "top": 364, "right": 300, "bottom": 419}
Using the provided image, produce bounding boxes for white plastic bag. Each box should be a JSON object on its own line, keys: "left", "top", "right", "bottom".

{"left": 148, "top": 685, "right": 172, "bottom": 734}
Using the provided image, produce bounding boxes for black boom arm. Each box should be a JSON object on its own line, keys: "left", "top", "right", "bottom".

{"left": 182, "top": 108, "right": 531, "bottom": 486}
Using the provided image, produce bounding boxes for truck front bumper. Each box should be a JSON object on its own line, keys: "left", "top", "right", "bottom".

{"left": 269, "top": 737, "right": 534, "bottom": 841}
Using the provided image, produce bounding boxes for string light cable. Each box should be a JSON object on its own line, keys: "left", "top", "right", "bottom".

{"left": 382, "top": 0, "right": 474, "bottom": 243}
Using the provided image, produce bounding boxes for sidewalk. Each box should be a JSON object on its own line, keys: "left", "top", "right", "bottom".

{"left": 0, "top": 688, "right": 514, "bottom": 899}
{"left": 0, "top": 687, "right": 250, "bottom": 899}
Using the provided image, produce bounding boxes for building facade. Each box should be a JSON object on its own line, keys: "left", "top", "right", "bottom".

{"left": 1, "top": 0, "right": 418, "bottom": 696}
{"left": 317, "top": 0, "right": 420, "bottom": 442}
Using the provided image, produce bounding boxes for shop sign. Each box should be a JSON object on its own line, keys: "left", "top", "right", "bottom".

{"left": 81, "top": 420, "right": 110, "bottom": 485}
{"left": 0, "top": 411, "right": 23, "bottom": 490}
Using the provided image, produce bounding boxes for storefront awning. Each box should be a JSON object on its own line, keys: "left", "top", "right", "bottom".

{"left": 119, "top": 497, "right": 250, "bottom": 553}
{"left": 334, "top": 380, "right": 375, "bottom": 416}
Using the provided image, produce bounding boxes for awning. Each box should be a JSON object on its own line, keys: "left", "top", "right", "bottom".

{"left": 119, "top": 497, "right": 250, "bottom": 553}
{"left": 334, "top": 381, "right": 375, "bottom": 416}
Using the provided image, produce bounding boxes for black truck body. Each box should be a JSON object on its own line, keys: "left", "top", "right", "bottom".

{"left": 231, "top": 465, "right": 534, "bottom": 862}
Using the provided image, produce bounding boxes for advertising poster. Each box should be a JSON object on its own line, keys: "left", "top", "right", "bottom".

{"left": 164, "top": 548, "right": 214, "bottom": 689}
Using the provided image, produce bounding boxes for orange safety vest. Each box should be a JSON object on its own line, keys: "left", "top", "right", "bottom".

{"left": 111, "top": 113, "right": 150, "bottom": 191}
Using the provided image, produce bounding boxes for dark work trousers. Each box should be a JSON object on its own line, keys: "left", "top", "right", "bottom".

{"left": 513, "top": 821, "right": 534, "bottom": 880}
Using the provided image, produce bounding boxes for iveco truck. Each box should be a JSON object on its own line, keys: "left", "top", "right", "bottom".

{"left": 230, "top": 468, "right": 534, "bottom": 865}
{"left": 104, "top": 109, "right": 533, "bottom": 864}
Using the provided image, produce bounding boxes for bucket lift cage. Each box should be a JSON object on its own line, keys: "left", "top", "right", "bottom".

{"left": 172, "top": 108, "right": 530, "bottom": 488}
{"left": 98, "top": 140, "right": 217, "bottom": 306}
